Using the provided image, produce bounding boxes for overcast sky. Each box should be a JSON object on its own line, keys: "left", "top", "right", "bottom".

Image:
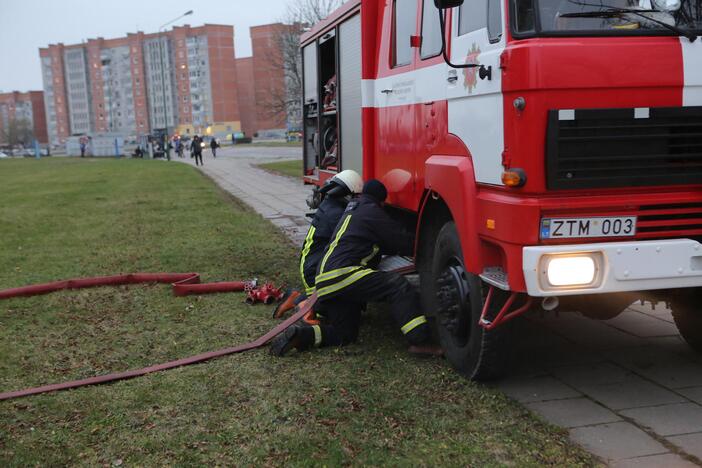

{"left": 0, "top": 0, "right": 290, "bottom": 92}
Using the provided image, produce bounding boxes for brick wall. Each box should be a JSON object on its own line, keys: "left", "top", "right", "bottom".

{"left": 235, "top": 57, "right": 256, "bottom": 137}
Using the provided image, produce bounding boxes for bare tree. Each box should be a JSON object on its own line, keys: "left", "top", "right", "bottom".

{"left": 284, "top": 0, "right": 344, "bottom": 25}
{"left": 261, "top": 0, "right": 343, "bottom": 131}
{"left": 0, "top": 118, "right": 34, "bottom": 147}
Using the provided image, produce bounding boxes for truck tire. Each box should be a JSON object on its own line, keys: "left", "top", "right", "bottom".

{"left": 671, "top": 292, "right": 702, "bottom": 353}
{"left": 431, "top": 222, "right": 512, "bottom": 381}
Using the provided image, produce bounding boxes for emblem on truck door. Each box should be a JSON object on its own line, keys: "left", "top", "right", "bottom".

{"left": 462, "top": 43, "right": 481, "bottom": 93}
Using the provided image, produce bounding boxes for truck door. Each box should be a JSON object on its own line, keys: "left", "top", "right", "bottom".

{"left": 445, "top": 0, "right": 505, "bottom": 186}
{"left": 339, "top": 14, "right": 363, "bottom": 176}
{"left": 375, "top": 0, "right": 421, "bottom": 209}
{"left": 416, "top": 0, "right": 449, "bottom": 194}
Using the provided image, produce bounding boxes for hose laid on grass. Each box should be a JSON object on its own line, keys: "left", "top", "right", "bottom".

{"left": 0, "top": 273, "right": 316, "bottom": 401}
{"left": 0, "top": 272, "right": 254, "bottom": 299}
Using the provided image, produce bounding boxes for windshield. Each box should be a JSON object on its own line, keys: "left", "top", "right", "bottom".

{"left": 513, "top": 0, "right": 702, "bottom": 35}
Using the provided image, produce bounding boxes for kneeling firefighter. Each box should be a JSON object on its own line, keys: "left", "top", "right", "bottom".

{"left": 272, "top": 170, "right": 363, "bottom": 317}
{"left": 270, "top": 179, "right": 442, "bottom": 357}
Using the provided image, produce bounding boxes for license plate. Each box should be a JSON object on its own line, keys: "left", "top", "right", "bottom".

{"left": 541, "top": 216, "right": 637, "bottom": 239}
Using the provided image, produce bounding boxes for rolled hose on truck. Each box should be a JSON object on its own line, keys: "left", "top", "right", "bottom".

{"left": 0, "top": 272, "right": 316, "bottom": 401}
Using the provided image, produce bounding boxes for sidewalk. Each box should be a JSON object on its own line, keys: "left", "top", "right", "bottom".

{"left": 180, "top": 145, "right": 702, "bottom": 467}
{"left": 177, "top": 145, "right": 310, "bottom": 245}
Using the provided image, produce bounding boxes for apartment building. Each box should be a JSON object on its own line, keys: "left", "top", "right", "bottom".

{"left": 0, "top": 91, "right": 48, "bottom": 144}
{"left": 232, "top": 22, "right": 303, "bottom": 139}
{"left": 39, "top": 24, "right": 241, "bottom": 146}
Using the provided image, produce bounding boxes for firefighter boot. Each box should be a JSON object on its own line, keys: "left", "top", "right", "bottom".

{"left": 272, "top": 289, "right": 301, "bottom": 319}
{"left": 269, "top": 324, "right": 315, "bottom": 356}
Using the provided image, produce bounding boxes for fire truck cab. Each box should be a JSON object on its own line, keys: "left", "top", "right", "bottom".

{"left": 301, "top": 0, "right": 702, "bottom": 379}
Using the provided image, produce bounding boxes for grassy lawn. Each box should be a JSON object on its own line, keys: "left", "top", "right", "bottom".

{"left": 0, "top": 158, "right": 596, "bottom": 466}
{"left": 258, "top": 159, "right": 303, "bottom": 179}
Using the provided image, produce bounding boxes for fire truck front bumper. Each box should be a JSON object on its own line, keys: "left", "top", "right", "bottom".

{"left": 522, "top": 239, "right": 702, "bottom": 297}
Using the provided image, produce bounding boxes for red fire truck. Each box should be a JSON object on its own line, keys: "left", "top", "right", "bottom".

{"left": 300, "top": 0, "right": 702, "bottom": 379}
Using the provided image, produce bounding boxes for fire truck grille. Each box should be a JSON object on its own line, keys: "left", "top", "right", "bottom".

{"left": 636, "top": 202, "right": 702, "bottom": 239}
{"left": 546, "top": 106, "right": 702, "bottom": 190}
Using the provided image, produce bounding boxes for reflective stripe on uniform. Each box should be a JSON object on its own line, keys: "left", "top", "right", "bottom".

{"left": 360, "top": 244, "right": 380, "bottom": 266}
{"left": 316, "top": 268, "right": 375, "bottom": 298}
{"left": 401, "top": 315, "right": 428, "bottom": 335}
{"left": 315, "top": 265, "right": 361, "bottom": 283}
{"left": 312, "top": 325, "right": 322, "bottom": 346}
{"left": 299, "top": 226, "right": 316, "bottom": 295}
{"left": 318, "top": 214, "right": 352, "bottom": 275}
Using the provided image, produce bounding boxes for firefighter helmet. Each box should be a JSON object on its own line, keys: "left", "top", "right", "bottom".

{"left": 323, "top": 170, "right": 363, "bottom": 197}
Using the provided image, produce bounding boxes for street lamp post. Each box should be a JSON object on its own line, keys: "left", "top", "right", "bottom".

{"left": 158, "top": 9, "right": 193, "bottom": 161}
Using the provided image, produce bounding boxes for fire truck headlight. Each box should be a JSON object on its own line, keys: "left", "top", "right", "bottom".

{"left": 540, "top": 253, "right": 603, "bottom": 289}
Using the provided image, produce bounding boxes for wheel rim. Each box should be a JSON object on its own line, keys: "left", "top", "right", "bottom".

{"left": 435, "top": 257, "right": 472, "bottom": 347}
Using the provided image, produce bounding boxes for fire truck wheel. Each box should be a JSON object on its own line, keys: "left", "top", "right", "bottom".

{"left": 671, "top": 291, "right": 702, "bottom": 353}
{"left": 432, "top": 222, "right": 512, "bottom": 381}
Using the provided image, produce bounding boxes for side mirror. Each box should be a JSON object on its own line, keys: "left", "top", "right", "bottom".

{"left": 434, "top": 0, "right": 464, "bottom": 8}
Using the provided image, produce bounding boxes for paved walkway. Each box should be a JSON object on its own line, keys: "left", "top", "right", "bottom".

{"left": 179, "top": 145, "right": 702, "bottom": 466}
{"left": 177, "top": 145, "right": 311, "bottom": 246}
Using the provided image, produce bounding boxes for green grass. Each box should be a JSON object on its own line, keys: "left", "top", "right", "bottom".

{"left": 0, "top": 158, "right": 597, "bottom": 466}
{"left": 258, "top": 159, "right": 303, "bottom": 179}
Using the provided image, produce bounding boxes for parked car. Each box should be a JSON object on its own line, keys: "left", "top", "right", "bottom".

{"left": 0, "top": 151, "right": 8, "bottom": 158}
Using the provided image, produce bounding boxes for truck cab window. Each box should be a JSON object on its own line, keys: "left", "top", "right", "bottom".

{"left": 459, "top": 0, "right": 488, "bottom": 35}
{"left": 393, "top": 0, "right": 417, "bottom": 67}
{"left": 512, "top": 0, "right": 536, "bottom": 33}
{"left": 421, "top": 0, "right": 443, "bottom": 58}
{"left": 488, "top": 0, "right": 503, "bottom": 42}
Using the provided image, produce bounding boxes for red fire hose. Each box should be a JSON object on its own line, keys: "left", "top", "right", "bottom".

{"left": 0, "top": 272, "right": 252, "bottom": 299}
{"left": 0, "top": 273, "right": 316, "bottom": 401}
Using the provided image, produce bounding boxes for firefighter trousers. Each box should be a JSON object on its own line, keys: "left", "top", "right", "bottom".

{"left": 313, "top": 270, "right": 430, "bottom": 347}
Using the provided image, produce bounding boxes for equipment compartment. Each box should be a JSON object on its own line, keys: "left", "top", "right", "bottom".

{"left": 302, "top": 12, "right": 363, "bottom": 181}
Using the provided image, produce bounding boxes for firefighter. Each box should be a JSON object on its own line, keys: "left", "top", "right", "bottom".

{"left": 272, "top": 170, "right": 363, "bottom": 318}
{"left": 270, "top": 179, "right": 442, "bottom": 357}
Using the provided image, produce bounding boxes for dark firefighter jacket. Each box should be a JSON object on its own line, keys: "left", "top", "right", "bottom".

{"left": 314, "top": 194, "right": 414, "bottom": 299}
{"left": 299, "top": 195, "right": 349, "bottom": 295}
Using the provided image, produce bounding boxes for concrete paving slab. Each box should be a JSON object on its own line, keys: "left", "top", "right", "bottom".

{"left": 498, "top": 375, "right": 581, "bottom": 403}
{"left": 537, "top": 314, "right": 643, "bottom": 350}
{"left": 646, "top": 337, "right": 702, "bottom": 364}
{"left": 621, "top": 403, "right": 702, "bottom": 436}
{"left": 569, "top": 422, "right": 668, "bottom": 461}
{"left": 611, "top": 453, "right": 699, "bottom": 468}
{"left": 628, "top": 302, "right": 674, "bottom": 323}
{"left": 577, "top": 377, "right": 686, "bottom": 410}
{"left": 611, "top": 347, "right": 702, "bottom": 388}
{"left": 510, "top": 341, "right": 608, "bottom": 369}
{"left": 679, "top": 387, "right": 702, "bottom": 405}
{"left": 526, "top": 397, "right": 621, "bottom": 428}
{"left": 605, "top": 310, "right": 680, "bottom": 337}
{"left": 667, "top": 433, "right": 702, "bottom": 461}
{"left": 550, "top": 362, "right": 636, "bottom": 388}
{"left": 635, "top": 363, "right": 702, "bottom": 390}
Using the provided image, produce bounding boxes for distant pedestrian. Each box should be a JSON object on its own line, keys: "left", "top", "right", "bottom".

{"left": 175, "top": 139, "right": 184, "bottom": 158}
{"left": 191, "top": 135, "right": 204, "bottom": 166}
{"left": 210, "top": 138, "right": 219, "bottom": 158}
{"left": 79, "top": 135, "right": 88, "bottom": 157}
